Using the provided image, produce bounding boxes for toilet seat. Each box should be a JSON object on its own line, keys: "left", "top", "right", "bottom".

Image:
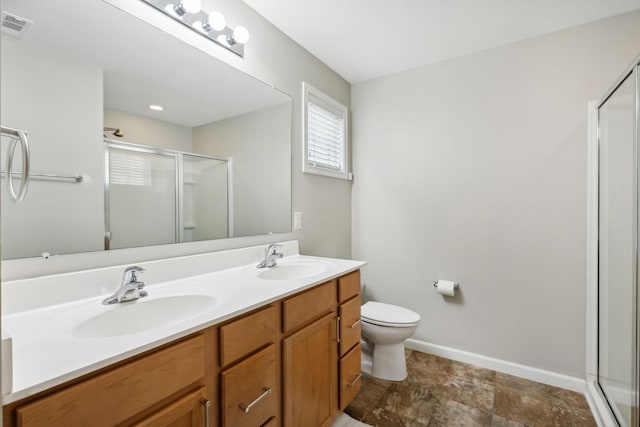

{"left": 361, "top": 301, "right": 421, "bottom": 328}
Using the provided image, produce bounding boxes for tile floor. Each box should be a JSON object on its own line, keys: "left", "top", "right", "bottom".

{"left": 345, "top": 349, "right": 596, "bottom": 427}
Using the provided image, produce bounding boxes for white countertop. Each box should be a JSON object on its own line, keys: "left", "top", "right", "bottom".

{"left": 2, "top": 248, "right": 365, "bottom": 405}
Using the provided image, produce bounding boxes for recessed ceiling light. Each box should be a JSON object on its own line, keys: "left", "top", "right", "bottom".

{"left": 149, "top": 104, "right": 164, "bottom": 111}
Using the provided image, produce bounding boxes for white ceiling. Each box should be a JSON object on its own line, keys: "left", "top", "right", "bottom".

{"left": 243, "top": 0, "right": 640, "bottom": 83}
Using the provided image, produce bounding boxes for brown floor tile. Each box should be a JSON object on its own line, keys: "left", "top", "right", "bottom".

{"left": 382, "top": 382, "right": 440, "bottom": 424}
{"left": 490, "top": 414, "right": 526, "bottom": 427}
{"left": 406, "top": 351, "right": 453, "bottom": 386}
{"left": 364, "top": 407, "right": 429, "bottom": 427}
{"left": 442, "top": 375, "right": 495, "bottom": 411}
{"left": 450, "top": 360, "right": 496, "bottom": 383}
{"left": 428, "top": 399, "right": 492, "bottom": 426}
{"left": 346, "top": 350, "right": 597, "bottom": 427}
{"left": 345, "top": 375, "right": 396, "bottom": 420}
{"left": 551, "top": 406, "right": 597, "bottom": 427}
{"left": 546, "top": 387, "right": 591, "bottom": 412}
{"left": 495, "top": 372, "right": 547, "bottom": 395}
{"left": 493, "top": 385, "right": 554, "bottom": 426}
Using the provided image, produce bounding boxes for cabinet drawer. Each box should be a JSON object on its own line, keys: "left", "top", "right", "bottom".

{"left": 221, "top": 344, "right": 278, "bottom": 427}
{"left": 282, "top": 280, "right": 337, "bottom": 334}
{"left": 339, "top": 296, "right": 361, "bottom": 356}
{"left": 133, "top": 386, "right": 208, "bottom": 427}
{"left": 339, "top": 343, "right": 362, "bottom": 410}
{"left": 220, "top": 305, "right": 276, "bottom": 367}
{"left": 338, "top": 270, "right": 360, "bottom": 303}
{"left": 16, "top": 335, "right": 205, "bottom": 427}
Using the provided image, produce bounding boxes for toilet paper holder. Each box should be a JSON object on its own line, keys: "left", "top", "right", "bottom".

{"left": 433, "top": 280, "right": 459, "bottom": 290}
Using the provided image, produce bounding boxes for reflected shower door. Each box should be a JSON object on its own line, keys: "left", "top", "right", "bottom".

{"left": 182, "top": 154, "right": 229, "bottom": 242}
{"left": 598, "top": 71, "right": 636, "bottom": 427}
{"left": 106, "top": 145, "right": 178, "bottom": 250}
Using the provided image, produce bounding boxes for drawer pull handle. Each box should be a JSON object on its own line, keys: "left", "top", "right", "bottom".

{"left": 200, "top": 398, "right": 211, "bottom": 427}
{"left": 349, "top": 319, "right": 361, "bottom": 329}
{"left": 239, "top": 387, "right": 272, "bottom": 413}
{"left": 347, "top": 373, "right": 362, "bottom": 387}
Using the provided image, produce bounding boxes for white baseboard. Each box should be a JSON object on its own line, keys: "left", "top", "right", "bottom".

{"left": 405, "top": 338, "right": 586, "bottom": 393}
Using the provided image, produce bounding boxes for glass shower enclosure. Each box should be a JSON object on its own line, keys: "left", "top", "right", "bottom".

{"left": 596, "top": 55, "right": 639, "bottom": 427}
{"left": 104, "top": 141, "right": 231, "bottom": 250}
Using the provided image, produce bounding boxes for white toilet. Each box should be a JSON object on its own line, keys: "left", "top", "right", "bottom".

{"left": 360, "top": 301, "right": 421, "bottom": 381}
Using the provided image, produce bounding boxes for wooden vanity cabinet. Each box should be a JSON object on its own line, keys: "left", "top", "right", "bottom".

{"left": 9, "top": 334, "right": 212, "bottom": 427}
{"left": 3, "top": 269, "right": 363, "bottom": 427}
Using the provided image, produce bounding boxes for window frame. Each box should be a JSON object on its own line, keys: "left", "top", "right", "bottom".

{"left": 302, "top": 82, "right": 350, "bottom": 180}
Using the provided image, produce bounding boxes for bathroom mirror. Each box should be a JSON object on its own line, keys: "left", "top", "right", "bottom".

{"left": 0, "top": 0, "right": 292, "bottom": 259}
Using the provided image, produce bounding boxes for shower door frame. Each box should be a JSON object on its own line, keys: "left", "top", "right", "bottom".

{"left": 587, "top": 53, "right": 640, "bottom": 427}
{"left": 104, "top": 139, "right": 234, "bottom": 249}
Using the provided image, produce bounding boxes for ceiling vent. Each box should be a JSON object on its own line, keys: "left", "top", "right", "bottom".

{"left": 1, "top": 11, "right": 33, "bottom": 38}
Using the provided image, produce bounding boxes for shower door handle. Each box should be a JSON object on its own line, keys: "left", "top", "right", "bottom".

{"left": 2, "top": 126, "right": 31, "bottom": 203}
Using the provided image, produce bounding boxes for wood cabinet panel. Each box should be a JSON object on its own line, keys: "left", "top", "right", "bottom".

{"left": 338, "top": 270, "right": 360, "bottom": 303}
{"left": 133, "top": 387, "right": 208, "bottom": 427}
{"left": 219, "top": 305, "right": 276, "bottom": 367}
{"left": 221, "top": 344, "right": 278, "bottom": 427}
{"left": 16, "top": 336, "right": 205, "bottom": 427}
{"left": 339, "top": 344, "right": 362, "bottom": 411}
{"left": 339, "top": 296, "right": 361, "bottom": 357}
{"left": 282, "top": 280, "right": 336, "bottom": 334}
{"left": 283, "top": 312, "right": 337, "bottom": 427}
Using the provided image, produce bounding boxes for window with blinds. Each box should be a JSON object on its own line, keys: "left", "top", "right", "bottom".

{"left": 109, "top": 150, "right": 148, "bottom": 186}
{"left": 303, "top": 82, "right": 350, "bottom": 180}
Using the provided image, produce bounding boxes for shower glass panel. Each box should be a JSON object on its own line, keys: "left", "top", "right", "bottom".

{"left": 182, "top": 154, "right": 230, "bottom": 242}
{"left": 106, "top": 146, "right": 178, "bottom": 250}
{"left": 598, "top": 71, "right": 636, "bottom": 427}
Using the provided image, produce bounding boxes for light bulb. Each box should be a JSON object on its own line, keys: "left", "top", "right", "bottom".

{"left": 174, "top": 0, "right": 201, "bottom": 16}
{"left": 181, "top": 0, "right": 201, "bottom": 13}
{"left": 202, "top": 11, "right": 226, "bottom": 32}
{"left": 229, "top": 25, "right": 250, "bottom": 45}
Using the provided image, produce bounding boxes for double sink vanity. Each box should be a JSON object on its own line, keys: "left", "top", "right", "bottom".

{"left": 1, "top": 241, "right": 366, "bottom": 426}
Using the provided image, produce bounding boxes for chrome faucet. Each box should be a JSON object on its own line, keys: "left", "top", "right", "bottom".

{"left": 257, "top": 244, "right": 283, "bottom": 268}
{"left": 102, "top": 266, "right": 148, "bottom": 305}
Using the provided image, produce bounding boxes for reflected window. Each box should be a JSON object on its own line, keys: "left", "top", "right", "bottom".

{"left": 110, "top": 151, "right": 148, "bottom": 186}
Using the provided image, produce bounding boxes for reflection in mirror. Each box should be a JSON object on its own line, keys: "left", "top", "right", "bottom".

{"left": 0, "top": 0, "right": 291, "bottom": 260}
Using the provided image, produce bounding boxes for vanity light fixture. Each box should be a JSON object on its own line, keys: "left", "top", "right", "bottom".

{"left": 141, "top": 0, "right": 250, "bottom": 57}
{"left": 149, "top": 104, "right": 164, "bottom": 111}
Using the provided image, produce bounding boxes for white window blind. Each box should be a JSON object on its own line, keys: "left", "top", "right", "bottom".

{"left": 110, "top": 151, "right": 148, "bottom": 186}
{"left": 303, "top": 82, "right": 350, "bottom": 180}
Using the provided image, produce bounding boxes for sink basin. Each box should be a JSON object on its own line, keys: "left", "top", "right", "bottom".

{"left": 256, "top": 260, "right": 333, "bottom": 280}
{"left": 37, "top": 289, "right": 222, "bottom": 339}
{"left": 72, "top": 295, "right": 216, "bottom": 339}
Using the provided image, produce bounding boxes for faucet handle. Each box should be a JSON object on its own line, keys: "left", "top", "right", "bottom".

{"left": 266, "top": 243, "right": 282, "bottom": 255}
{"left": 122, "top": 266, "right": 145, "bottom": 284}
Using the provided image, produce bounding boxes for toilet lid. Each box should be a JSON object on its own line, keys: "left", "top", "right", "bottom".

{"left": 361, "top": 301, "right": 421, "bottom": 326}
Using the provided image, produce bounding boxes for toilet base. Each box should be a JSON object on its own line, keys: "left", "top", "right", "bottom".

{"left": 370, "top": 342, "right": 408, "bottom": 381}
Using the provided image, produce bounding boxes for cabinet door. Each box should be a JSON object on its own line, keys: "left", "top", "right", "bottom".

{"left": 133, "top": 387, "right": 209, "bottom": 427}
{"left": 283, "top": 312, "right": 337, "bottom": 427}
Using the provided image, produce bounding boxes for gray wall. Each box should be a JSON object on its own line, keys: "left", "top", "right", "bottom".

{"left": 3, "top": 0, "right": 351, "bottom": 279}
{"left": 193, "top": 103, "right": 291, "bottom": 238}
{"left": 1, "top": 38, "right": 104, "bottom": 259}
{"left": 103, "top": 108, "right": 193, "bottom": 152}
{"left": 351, "top": 11, "right": 640, "bottom": 378}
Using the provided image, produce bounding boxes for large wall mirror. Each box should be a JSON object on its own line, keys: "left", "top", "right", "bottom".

{"left": 0, "top": 0, "right": 292, "bottom": 260}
